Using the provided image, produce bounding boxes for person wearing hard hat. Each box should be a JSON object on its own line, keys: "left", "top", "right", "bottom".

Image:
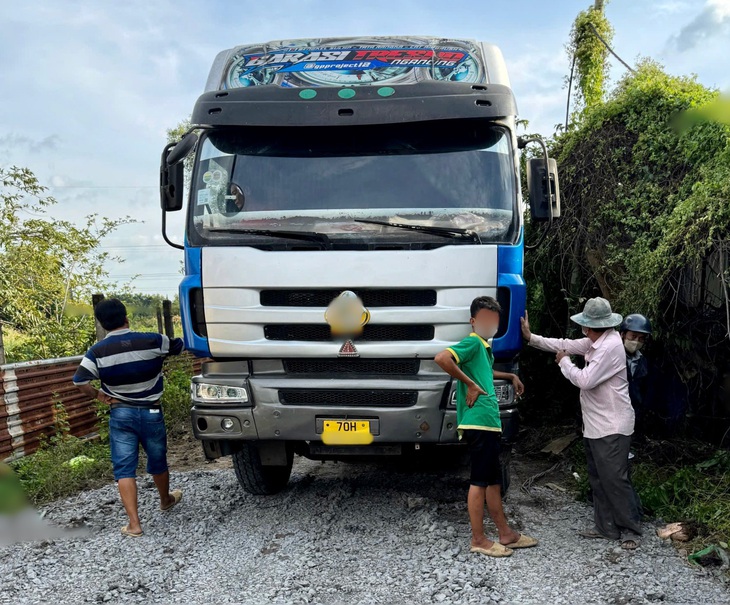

{"left": 521, "top": 297, "right": 642, "bottom": 550}
{"left": 619, "top": 314, "right": 652, "bottom": 438}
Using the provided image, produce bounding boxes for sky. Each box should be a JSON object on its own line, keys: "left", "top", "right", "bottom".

{"left": 0, "top": 0, "right": 728, "bottom": 297}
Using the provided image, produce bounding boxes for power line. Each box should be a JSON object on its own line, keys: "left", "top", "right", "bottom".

{"left": 587, "top": 22, "right": 636, "bottom": 75}
{"left": 109, "top": 274, "right": 181, "bottom": 278}
{"left": 565, "top": 21, "right": 637, "bottom": 130}
{"left": 99, "top": 244, "right": 171, "bottom": 249}
{"left": 48, "top": 185, "right": 157, "bottom": 189}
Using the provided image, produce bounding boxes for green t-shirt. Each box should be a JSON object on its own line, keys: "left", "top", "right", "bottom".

{"left": 447, "top": 333, "right": 501, "bottom": 433}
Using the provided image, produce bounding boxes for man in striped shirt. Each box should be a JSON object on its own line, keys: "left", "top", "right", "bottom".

{"left": 73, "top": 298, "right": 185, "bottom": 537}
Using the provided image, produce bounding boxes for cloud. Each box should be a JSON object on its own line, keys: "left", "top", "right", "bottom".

{"left": 0, "top": 133, "right": 60, "bottom": 154}
{"left": 669, "top": 0, "right": 730, "bottom": 51}
{"left": 507, "top": 47, "right": 570, "bottom": 136}
{"left": 653, "top": 1, "right": 693, "bottom": 15}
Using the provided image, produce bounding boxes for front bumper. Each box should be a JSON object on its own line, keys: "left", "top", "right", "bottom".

{"left": 190, "top": 368, "right": 519, "bottom": 446}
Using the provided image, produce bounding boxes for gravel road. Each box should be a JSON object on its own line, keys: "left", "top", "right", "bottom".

{"left": 1, "top": 453, "right": 728, "bottom": 604}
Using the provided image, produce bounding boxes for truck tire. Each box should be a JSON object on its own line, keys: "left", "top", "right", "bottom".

{"left": 232, "top": 442, "right": 293, "bottom": 495}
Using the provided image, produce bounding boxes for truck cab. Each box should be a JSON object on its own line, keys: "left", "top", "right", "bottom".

{"left": 160, "top": 37, "right": 560, "bottom": 494}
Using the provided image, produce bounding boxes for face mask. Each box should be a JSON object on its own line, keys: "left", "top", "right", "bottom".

{"left": 475, "top": 324, "right": 498, "bottom": 340}
{"left": 624, "top": 340, "right": 643, "bottom": 354}
{"left": 582, "top": 327, "right": 590, "bottom": 337}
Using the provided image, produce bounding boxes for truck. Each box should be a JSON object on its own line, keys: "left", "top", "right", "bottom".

{"left": 160, "top": 37, "right": 560, "bottom": 495}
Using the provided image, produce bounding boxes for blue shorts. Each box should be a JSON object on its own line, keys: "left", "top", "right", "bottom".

{"left": 109, "top": 406, "right": 168, "bottom": 480}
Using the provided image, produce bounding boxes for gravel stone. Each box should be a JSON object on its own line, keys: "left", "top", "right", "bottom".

{"left": 1, "top": 455, "right": 728, "bottom": 604}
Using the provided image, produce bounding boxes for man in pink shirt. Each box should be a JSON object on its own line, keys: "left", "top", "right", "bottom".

{"left": 521, "top": 297, "right": 642, "bottom": 550}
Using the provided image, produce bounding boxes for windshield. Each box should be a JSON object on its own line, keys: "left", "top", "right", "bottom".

{"left": 188, "top": 121, "right": 517, "bottom": 248}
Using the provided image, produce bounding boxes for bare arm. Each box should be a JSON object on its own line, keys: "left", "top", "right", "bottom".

{"left": 434, "top": 350, "right": 486, "bottom": 407}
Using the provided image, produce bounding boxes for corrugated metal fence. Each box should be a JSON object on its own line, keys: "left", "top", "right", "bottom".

{"left": 1, "top": 354, "right": 203, "bottom": 462}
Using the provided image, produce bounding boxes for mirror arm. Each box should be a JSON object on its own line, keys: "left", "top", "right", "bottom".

{"left": 161, "top": 207, "right": 184, "bottom": 250}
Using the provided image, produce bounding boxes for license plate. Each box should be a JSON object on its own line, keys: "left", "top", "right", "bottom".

{"left": 321, "top": 419, "right": 373, "bottom": 445}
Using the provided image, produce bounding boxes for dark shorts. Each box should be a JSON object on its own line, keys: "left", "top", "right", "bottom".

{"left": 462, "top": 429, "right": 502, "bottom": 487}
{"left": 109, "top": 406, "right": 168, "bottom": 480}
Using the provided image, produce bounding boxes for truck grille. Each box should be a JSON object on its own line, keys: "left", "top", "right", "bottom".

{"left": 279, "top": 389, "right": 418, "bottom": 407}
{"left": 260, "top": 289, "right": 437, "bottom": 307}
{"left": 283, "top": 359, "right": 420, "bottom": 375}
{"left": 264, "top": 324, "right": 434, "bottom": 342}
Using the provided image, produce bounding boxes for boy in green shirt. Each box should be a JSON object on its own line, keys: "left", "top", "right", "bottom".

{"left": 435, "top": 296, "right": 538, "bottom": 557}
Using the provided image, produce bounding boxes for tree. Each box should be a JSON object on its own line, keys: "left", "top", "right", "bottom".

{"left": 166, "top": 116, "right": 195, "bottom": 191}
{"left": 0, "top": 166, "right": 132, "bottom": 361}
{"left": 566, "top": 1, "right": 615, "bottom": 118}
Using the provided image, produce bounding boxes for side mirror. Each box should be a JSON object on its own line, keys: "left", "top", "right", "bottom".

{"left": 160, "top": 134, "right": 198, "bottom": 212}
{"left": 160, "top": 145, "right": 185, "bottom": 212}
{"left": 160, "top": 143, "right": 184, "bottom": 212}
{"left": 526, "top": 157, "right": 561, "bottom": 222}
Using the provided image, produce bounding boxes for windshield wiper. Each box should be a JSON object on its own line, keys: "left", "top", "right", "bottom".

{"left": 354, "top": 219, "right": 481, "bottom": 243}
{"left": 206, "top": 228, "right": 332, "bottom": 249}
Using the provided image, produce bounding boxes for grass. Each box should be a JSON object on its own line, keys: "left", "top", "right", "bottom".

{"left": 9, "top": 354, "right": 198, "bottom": 506}
{"left": 565, "top": 437, "right": 730, "bottom": 557}
{"left": 10, "top": 436, "right": 114, "bottom": 505}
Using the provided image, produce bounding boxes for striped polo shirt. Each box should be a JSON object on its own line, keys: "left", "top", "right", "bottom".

{"left": 73, "top": 329, "right": 185, "bottom": 404}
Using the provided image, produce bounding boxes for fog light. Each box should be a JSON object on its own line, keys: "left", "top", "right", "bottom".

{"left": 221, "top": 418, "right": 235, "bottom": 431}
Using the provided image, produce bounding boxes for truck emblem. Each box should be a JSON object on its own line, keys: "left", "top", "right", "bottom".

{"left": 338, "top": 340, "right": 359, "bottom": 358}
{"left": 325, "top": 290, "right": 370, "bottom": 337}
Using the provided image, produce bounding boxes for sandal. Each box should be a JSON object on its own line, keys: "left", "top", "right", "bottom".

{"left": 470, "top": 543, "right": 514, "bottom": 558}
{"left": 621, "top": 539, "right": 640, "bottom": 550}
{"left": 121, "top": 525, "right": 143, "bottom": 537}
{"left": 160, "top": 489, "right": 182, "bottom": 512}
{"left": 503, "top": 534, "right": 538, "bottom": 549}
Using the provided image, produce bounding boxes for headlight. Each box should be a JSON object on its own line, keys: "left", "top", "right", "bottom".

{"left": 494, "top": 382, "right": 515, "bottom": 405}
{"left": 447, "top": 382, "right": 515, "bottom": 408}
{"left": 449, "top": 388, "right": 458, "bottom": 408}
{"left": 192, "top": 382, "right": 249, "bottom": 403}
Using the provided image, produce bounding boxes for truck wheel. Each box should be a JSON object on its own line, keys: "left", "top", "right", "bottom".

{"left": 232, "top": 442, "right": 293, "bottom": 495}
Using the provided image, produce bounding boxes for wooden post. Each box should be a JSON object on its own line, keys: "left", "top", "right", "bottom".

{"left": 156, "top": 306, "right": 164, "bottom": 334}
{"left": 0, "top": 321, "right": 6, "bottom": 365}
{"left": 91, "top": 294, "right": 107, "bottom": 341}
{"left": 162, "top": 299, "right": 174, "bottom": 338}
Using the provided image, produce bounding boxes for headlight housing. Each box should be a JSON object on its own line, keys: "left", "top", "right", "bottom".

{"left": 447, "top": 380, "right": 515, "bottom": 408}
{"left": 192, "top": 382, "right": 249, "bottom": 404}
{"left": 494, "top": 382, "right": 515, "bottom": 406}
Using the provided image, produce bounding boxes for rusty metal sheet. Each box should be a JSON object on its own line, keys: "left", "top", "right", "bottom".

{"left": 2, "top": 352, "right": 201, "bottom": 462}
{"left": 0, "top": 373, "right": 10, "bottom": 458}
{"left": 1, "top": 356, "right": 95, "bottom": 461}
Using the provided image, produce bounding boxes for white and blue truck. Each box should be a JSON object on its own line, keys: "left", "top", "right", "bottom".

{"left": 160, "top": 37, "right": 560, "bottom": 494}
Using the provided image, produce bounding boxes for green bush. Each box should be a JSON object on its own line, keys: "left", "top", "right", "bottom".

{"left": 523, "top": 61, "right": 730, "bottom": 430}
{"left": 161, "top": 355, "right": 195, "bottom": 434}
{"left": 567, "top": 439, "right": 730, "bottom": 545}
{"left": 633, "top": 450, "right": 730, "bottom": 543}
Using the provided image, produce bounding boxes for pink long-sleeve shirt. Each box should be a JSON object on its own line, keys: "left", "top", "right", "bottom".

{"left": 529, "top": 329, "right": 634, "bottom": 439}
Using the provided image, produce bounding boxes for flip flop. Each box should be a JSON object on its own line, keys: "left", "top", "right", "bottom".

{"left": 160, "top": 489, "right": 183, "bottom": 512}
{"left": 470, "top": 543, "right": 514, "bottom": 558}
{"left": 504, "top": 534, "right": 538, "bottom": 549}
{"left": 121, "top": 525, "right": 143, "bottom": 537}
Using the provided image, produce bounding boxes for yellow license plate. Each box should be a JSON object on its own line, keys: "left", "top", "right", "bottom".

{"left": 321, "top": 419, "right": 373, "bottom": 445}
